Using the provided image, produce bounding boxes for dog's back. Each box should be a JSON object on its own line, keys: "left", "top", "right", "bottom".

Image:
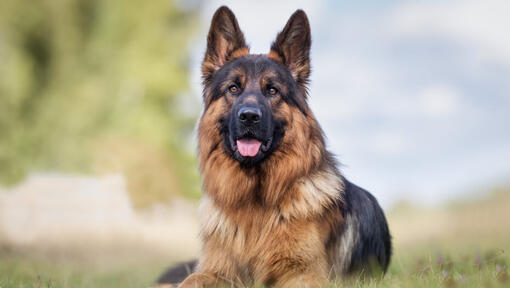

{"left": 331, "top": 180, "right": 392, "bottom": 276}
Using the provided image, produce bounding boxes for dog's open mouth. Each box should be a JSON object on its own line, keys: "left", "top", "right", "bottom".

{"left": 231, "top": 136, "right": 273, "bottom": 158}
{"left": 236, "top": 138, "right": 261, "bottom": 157}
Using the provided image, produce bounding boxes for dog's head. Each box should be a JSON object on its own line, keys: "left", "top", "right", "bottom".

{"left": 199, "top": 6, "right": 312, "bottom": 167}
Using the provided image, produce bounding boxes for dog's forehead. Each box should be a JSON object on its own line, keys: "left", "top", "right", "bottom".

{"left": 228, "top": 55, "right": 286, "bottom": 78}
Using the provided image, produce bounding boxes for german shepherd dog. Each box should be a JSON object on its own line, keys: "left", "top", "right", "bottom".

{"left": 156, "top": 6, "right": 391, "bottom": 288}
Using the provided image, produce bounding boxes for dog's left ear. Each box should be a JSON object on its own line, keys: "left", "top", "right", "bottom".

{"left": 270, "top": 10, "right": 311, "bottom": 86}
{"left": 202, "top": 6, "right": 248, "bottom": 81}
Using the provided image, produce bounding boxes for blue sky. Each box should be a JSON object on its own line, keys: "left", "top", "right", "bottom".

{"left": 189, "top": 0, "right": 510, "bottom": 208}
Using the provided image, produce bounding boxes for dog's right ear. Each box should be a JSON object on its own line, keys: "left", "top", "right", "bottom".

{"left": 202, "top": 6, "right": 249, "bottom": 81}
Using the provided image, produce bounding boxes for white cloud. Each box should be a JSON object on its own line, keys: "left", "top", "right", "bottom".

{"left": 418, "top": 85, "right": 460, "bottom": 118}
{"left": 387, "top": 0, "right": 510, "bottom": 65}
{"left": 370, "top": 130, "right": 409, "bottom": 157}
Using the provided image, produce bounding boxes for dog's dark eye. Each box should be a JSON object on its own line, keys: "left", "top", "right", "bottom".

{"left": 267, "top": 87, "right": 279, "bottom": 96}
{"left": 228, "top": 85, "right": 240, "bottom": 94}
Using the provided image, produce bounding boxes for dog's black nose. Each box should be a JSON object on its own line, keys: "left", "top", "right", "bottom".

{"left": 238, "top": 106, "right": 261, "bottom": 124}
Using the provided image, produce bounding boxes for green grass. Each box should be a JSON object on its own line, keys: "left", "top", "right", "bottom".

{"left": 1, "top": 248, "right": 508, "bottom": 287}
{"left": 0, "top": 250, "right": 171, "bottom": 288}
{"left": 351, "top": 247, "right": 509, "bottom": 287}
{"left": 1, "top": 188, "right": 509, "bottom": 287}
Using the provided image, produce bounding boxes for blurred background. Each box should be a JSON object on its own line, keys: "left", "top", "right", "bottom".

{"left": 0, "top": 0, "right": 509, "bottom": 287}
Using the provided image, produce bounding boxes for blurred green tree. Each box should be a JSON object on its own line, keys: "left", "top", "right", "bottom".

{"left": 0, "top": 0, "right": 201, "bottom": 206}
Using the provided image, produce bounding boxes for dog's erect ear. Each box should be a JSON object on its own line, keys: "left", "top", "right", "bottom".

{"left": 202, "top": 6, "right": 248, "bottom": 80}
{"left": 270, "top": 10, "right": 311, "bottom": 86}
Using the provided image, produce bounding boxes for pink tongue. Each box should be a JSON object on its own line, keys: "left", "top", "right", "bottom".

{"left": 236, "top": 139, "right": 261, "bottom": 157}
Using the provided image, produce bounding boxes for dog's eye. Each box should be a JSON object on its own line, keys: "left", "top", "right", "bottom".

{"left": 228, "top": 85, "right": 240, "bottom": 94}
{"left": 267, "top": 87, "right": 279, "bottom": 96}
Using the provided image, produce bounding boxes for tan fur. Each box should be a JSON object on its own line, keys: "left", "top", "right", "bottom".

{"left": 231, "top": 47, "right": 250, "bottom": 59}
{"left": 202, "top": 47, "right": 250, "bottom": 80}
{"left": 267, "top": 50, "right": 283, "bottom": 63}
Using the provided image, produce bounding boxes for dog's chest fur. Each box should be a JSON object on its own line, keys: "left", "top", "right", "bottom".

{"left": 197, "top": 169, "right": 344, "bottom": 283}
